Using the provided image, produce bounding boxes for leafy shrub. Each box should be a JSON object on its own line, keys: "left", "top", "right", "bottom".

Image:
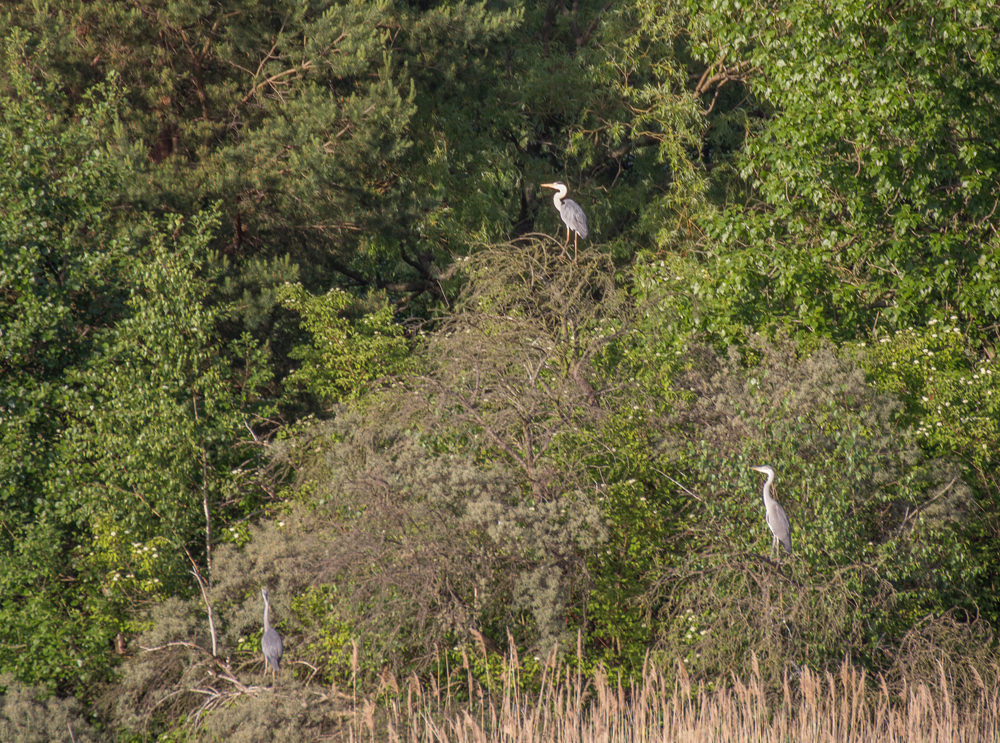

{"left": 263, "top": 410, "right": 608, "bottom": 681}
{"left": 644, "top": 336, "right": 985, "bottom": 685}
{"left": 862, "top": 319, "right": 1000, "bottom": 472}
{"left": 0, "top": 675, "right": 95, "bottom": 743}
{"left": 280, "top": 284, "right": 418, "bottom": 402}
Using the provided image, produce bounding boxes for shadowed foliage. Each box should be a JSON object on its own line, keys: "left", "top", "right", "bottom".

{"left": 0, "top": 676, "right": 96, "bottom": 743}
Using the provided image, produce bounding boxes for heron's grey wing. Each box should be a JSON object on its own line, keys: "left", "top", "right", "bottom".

{"left": 562, "top": 199, "right": 588, "bottom": 239}
{"left": 263, "top": 628, "right": 284, "bottom": 669}
{"left": 767, "top": 501, "right": 793, "bottom": 554}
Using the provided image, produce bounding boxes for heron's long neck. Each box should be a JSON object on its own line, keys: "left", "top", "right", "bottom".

{"left": 263, "top": 601, "right": 271, "bottom": 631}
{"left": 552, "top": 187, "right": 567, "bottom": 207}
{"left": 762, "top": 474, "right": 775, "bottom": 502}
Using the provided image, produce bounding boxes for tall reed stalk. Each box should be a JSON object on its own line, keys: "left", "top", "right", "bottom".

{"left": 348, "top": 651, "right": 1000, "bottom": 743}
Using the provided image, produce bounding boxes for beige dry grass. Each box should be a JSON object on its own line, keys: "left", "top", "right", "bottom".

{"left": 347, "top": 652, "right": 1000, "bottom": 743}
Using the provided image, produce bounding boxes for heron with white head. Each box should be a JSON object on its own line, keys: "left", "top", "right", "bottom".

{"left": 750, "top": 466, "right": 792, "bottom": 558}
{"left": 540, "top": 181, "right": 588, "bottom": 262}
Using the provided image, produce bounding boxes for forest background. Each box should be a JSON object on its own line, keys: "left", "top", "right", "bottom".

{"left": 2, "top": 0, "right": 1000, "bottom": 740}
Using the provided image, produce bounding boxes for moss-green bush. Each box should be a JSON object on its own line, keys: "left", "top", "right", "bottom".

{"left": 641, "top": 336, "right": 989, "bottom": 687}
{"left": 0, "top": 676, "right": 95, "bottom": 743}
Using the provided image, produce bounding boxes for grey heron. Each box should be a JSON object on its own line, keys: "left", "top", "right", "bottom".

{"left": 541, "top": 181, "right": 588, "bottom": 262}
{"left": 750, "top": 466, "right": 792, "bottom": 558}
{"left": 261, "top": 587, "right": 283, "bottom": 683}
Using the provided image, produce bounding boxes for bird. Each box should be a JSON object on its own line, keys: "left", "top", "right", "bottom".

{"left": 261, "top": 587, "right": 283, "bottom": 683}
{"left": 750, "top": 466, "right": 792, "bottom": 558}
{"left": 540, "top": 181, "right": 588, "bottom": 262}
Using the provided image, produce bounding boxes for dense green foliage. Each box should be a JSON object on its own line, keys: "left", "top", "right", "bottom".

{"left": 679, "top": 0, "right": 1000, "bottom": 341}
{"left": 280, "top": 284, "right": 417, "bottom": 400}
{"left": 1, "top": 70, "right": 133, "bottom": 689}
{"left": 2, "top": 0, "right": 1000, "bottom": 739}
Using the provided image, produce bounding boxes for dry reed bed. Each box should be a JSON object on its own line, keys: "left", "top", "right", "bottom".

{"left": 351, "top": 656, "right": 1000, "bottom": 743}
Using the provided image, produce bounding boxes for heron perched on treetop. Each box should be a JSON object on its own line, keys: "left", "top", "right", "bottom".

{"left": 541, "top": 181, "right": 588, "bottom": 262}
{"left": 261, "top": 588, "right": 283, "bottom": 683}
{"left": 750, "top": 466, "right": 792, "bottom": 558}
